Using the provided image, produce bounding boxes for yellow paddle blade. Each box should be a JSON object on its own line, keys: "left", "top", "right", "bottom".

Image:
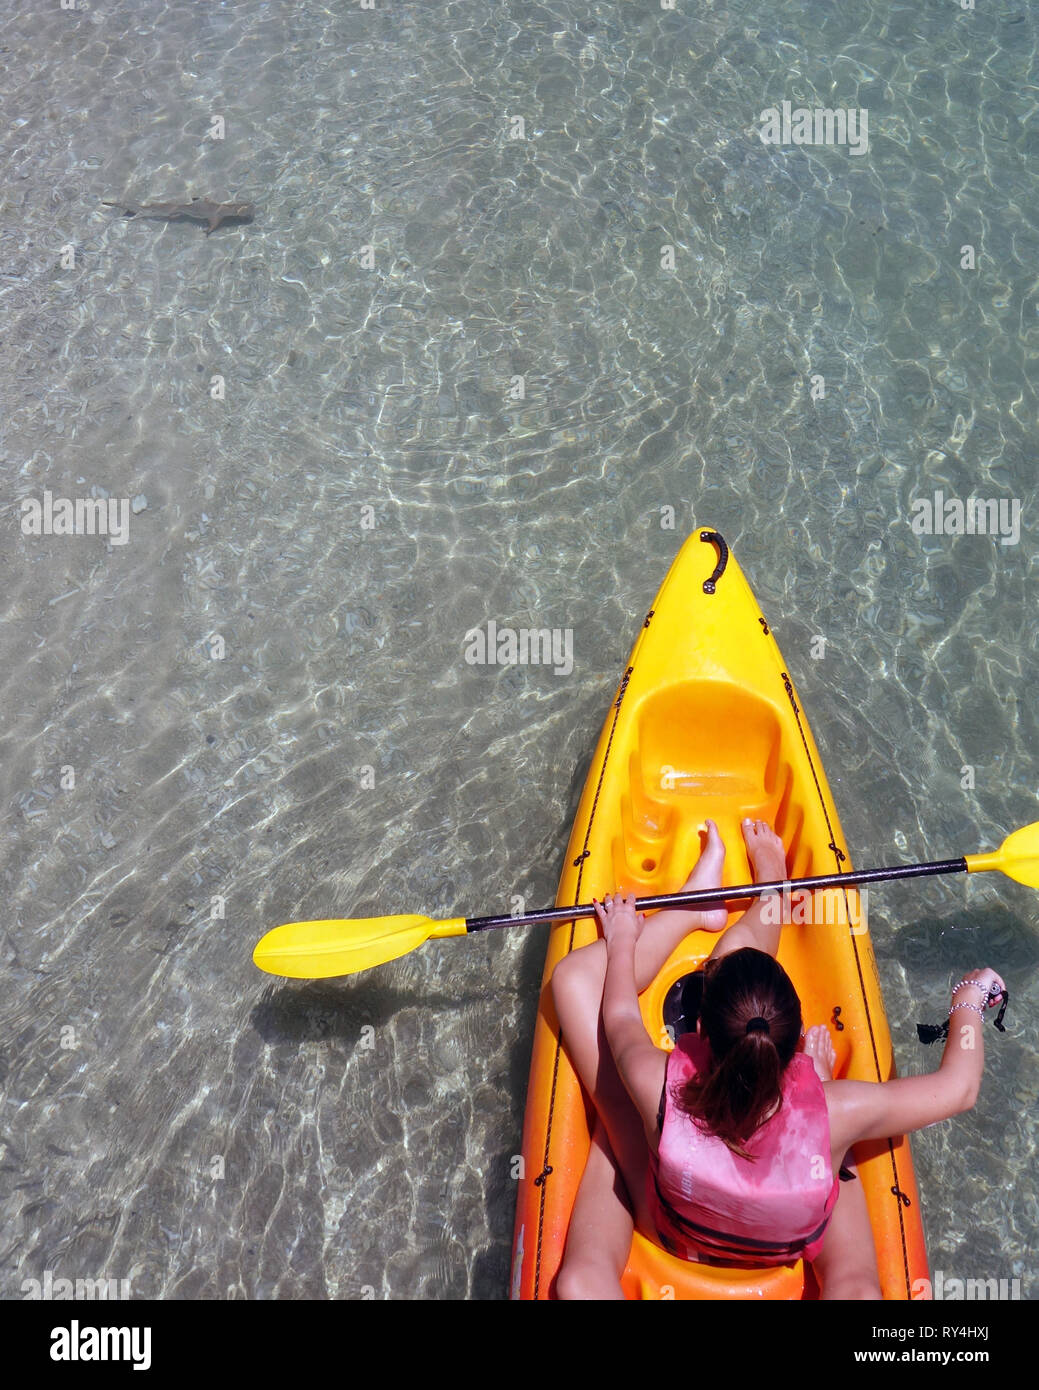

{"left": 965, "top": 821, "right": 1039, "bottom": 888}
{"left": 252, "top": 915, "right": 468, "bottom": 979}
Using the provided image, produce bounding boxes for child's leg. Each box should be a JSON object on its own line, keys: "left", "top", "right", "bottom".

{"left": 556, "top": 1117, "right": 634, "bottom": 1300}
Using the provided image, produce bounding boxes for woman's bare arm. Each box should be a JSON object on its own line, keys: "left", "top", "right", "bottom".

{"left": 599, "top": 896, "right": 668, "bottom": 1141}
{"left": 826, "top": 969, "right": 1004, "bottom": 1152}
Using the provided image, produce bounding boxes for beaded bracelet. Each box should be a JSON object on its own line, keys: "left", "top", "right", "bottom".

{"left": 950, "top": 978, "right": 989, "bottom": 998}
{"left": 919, "top": 984, "right": 1009, "bottom": 1044}
{"left": 949, "top": 1001, "right": 985, "bottom": 1019}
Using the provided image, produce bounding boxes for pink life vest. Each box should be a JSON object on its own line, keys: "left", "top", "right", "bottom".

{"left": 646, "top": 1031, "right": 839, "bottom": 1266}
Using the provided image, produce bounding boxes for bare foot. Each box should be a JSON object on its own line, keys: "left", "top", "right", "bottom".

{"left": 741, "top": 818, "right": 787, "bottom": 884}
{"left": 677, "top": 819, "right": 727, "bottom": 932}
{"left": 803, "top": 1024, "right": 836, "bottom": 1082}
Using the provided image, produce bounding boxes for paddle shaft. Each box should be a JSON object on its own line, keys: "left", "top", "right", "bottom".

{"left": 464, "top": 856, "right": 968, "bottom": 933}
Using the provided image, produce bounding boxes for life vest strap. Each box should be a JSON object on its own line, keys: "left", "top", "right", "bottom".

{"left": 652, "top": 1172, "right": 828, "bottom": 1259}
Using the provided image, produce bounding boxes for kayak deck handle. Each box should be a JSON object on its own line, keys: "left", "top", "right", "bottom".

{"left": 699, "top": 528, "right": 729, "bottom": 593}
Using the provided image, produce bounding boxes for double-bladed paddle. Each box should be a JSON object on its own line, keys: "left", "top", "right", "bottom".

{"left": 251, "top": 821, "right": 1039, "bottom": 980}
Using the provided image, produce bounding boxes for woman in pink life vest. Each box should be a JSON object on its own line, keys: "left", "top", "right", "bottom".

{"left": 550, "top": 818, "right": 1005, "bottom": 1299}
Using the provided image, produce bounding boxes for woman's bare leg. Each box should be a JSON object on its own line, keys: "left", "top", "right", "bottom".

{"left": 630, "top": 819, "right": 730, "bottom": 963}
{"left": 555, "top": 1118, "right": 634, "bottom": 1300}
{"left": 804, "top": 1026, "right": 882, "bottom": 1300}
{"left": 550, "top": 995, "right": 657, "bottom": 1236}
{"left": 812, "top": 1153, "right": 883, "bottom": 1300}
{"left": 707, "top": 819, "right": 791, "bottom": 963}
{"left": 551, "top": 822, "right": 727, "bottom": 1251}
{"left": 554, "top": 820, "right": 727, "bottom": 1006}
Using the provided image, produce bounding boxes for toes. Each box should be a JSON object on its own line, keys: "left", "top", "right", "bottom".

{"left": 698, "top": 819, "right": 725, "bottom": 858}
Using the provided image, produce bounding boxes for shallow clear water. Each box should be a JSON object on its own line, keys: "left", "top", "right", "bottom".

{"left": 1, "top": 0, "right": 1036, "bottom": 1300}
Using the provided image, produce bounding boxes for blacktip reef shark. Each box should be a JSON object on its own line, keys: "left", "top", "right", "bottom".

{"left": 102, "top": 197, "right": 255, "bottom": 234}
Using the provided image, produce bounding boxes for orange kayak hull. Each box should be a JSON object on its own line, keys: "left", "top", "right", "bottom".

{"left": 510, "top": 529, "right": 929, "bottom": 1300}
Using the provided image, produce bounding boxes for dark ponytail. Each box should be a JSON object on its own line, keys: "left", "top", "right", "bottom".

{"left": 672, "top": 948, "right": 802, "bottom": 1159}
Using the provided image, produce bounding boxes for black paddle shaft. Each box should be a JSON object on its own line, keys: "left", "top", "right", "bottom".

{"left": 464, "top": 856, "right": 968, "bottom": 934}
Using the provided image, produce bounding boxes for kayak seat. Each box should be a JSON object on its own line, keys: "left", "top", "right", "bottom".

{"left": 634, "top": 682, "right": 783, "bottom": 809}
{"left": 624, "top": 1230, "right": 805, "bottom": 1300}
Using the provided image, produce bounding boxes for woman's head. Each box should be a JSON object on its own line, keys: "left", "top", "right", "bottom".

{"left": 673, "top": 948, "right": 802, "bottom": 1158}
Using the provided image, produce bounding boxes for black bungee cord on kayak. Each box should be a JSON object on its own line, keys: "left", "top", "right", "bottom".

{"left": 917, "top": 985, "right": 1009, "bottom": 1044}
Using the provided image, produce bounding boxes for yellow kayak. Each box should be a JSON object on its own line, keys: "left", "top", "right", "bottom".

{"left": 510, "top": 528, "right": 928, "bottom": 1300}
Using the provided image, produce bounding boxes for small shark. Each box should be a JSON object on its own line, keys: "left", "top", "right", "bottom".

{"left": 102, "top": 197, "right": 255, "bottom": 234}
